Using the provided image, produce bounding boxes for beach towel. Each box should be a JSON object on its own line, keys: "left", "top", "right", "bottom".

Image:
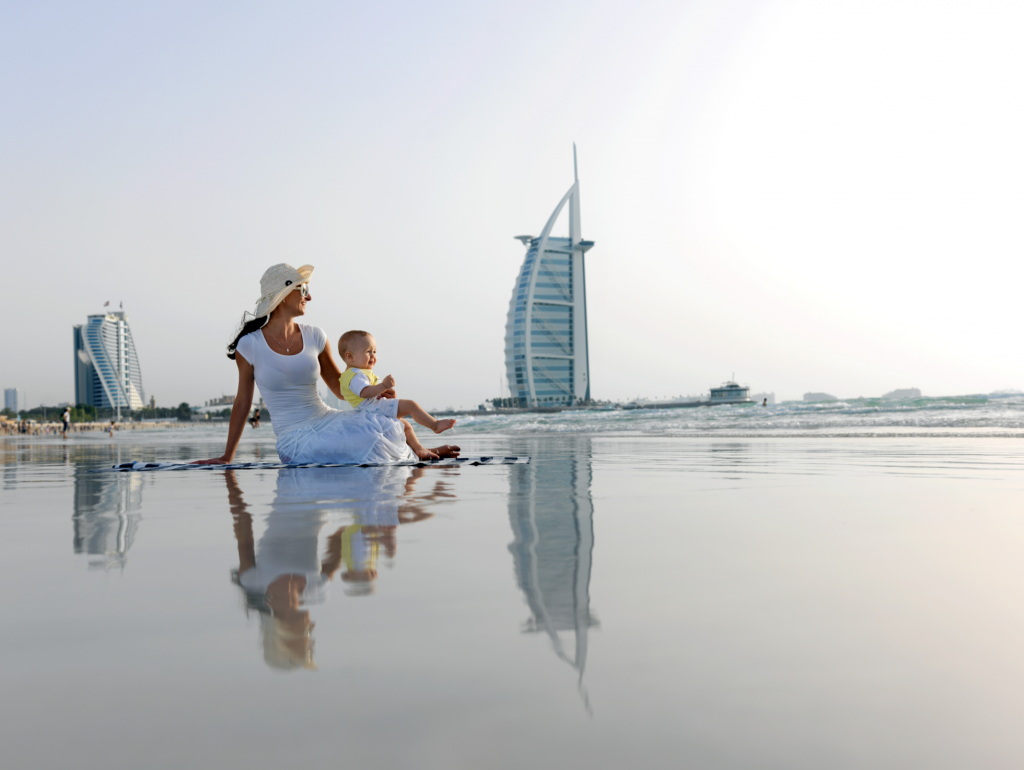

{"left": 97, "top": 457, "right": 530, "bottom": 472}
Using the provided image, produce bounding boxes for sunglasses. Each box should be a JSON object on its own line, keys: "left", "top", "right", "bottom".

{"left": 296, "top": 283, "right": 310, "bottom": 298}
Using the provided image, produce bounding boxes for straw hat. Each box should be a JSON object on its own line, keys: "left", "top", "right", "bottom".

{"left": 253, "top": 263, "right": 314, "bottom": 319}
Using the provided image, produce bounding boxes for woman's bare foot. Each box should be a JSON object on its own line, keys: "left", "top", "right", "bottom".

{"left": 413, "top": 446, "right": 440, "bottom": 460}
{"left": 433, "top": 419, "right": 456, "bottom": 434}
{"left": 430, "top": 444, "right": 460, "bottom": 458}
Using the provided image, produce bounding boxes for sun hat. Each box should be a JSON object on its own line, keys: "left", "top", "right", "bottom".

{"left": 252, "top": 263, "right": 314, "bottom": 319}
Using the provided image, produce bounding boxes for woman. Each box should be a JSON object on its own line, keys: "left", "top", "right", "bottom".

{"left": 195, "top": 263, "right": 457, "bottom": 466}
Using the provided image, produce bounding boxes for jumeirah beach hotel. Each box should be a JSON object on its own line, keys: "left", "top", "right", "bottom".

{"left": 504, "top": 150, "right": 595, "bottom": 406}
{"left": 73, "top": 311, "right": 146, "bottom": 410}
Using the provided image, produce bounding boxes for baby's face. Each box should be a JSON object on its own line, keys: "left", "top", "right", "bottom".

{"left": 346, "top": 335, "right": 377, "bottom": 370}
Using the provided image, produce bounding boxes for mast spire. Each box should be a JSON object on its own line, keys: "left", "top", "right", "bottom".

{"left": 573, "top": 142, "right": 578, "bottom": 182}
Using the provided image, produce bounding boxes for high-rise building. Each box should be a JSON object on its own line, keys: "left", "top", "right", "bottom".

{"left": 4, "top": 388, "right": 20, "bottom": 412}
{"left": 504, "top": 148, "right": 595, "bottom": 406}
{"left": 73, "top": 311, "right": 146, "bottom": 409}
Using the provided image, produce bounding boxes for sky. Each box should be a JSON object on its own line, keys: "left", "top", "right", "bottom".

{"left": 2, "top": 0, "right": 1023, "bottom": 409}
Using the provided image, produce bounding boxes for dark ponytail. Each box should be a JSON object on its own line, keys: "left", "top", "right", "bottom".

{"left": 227, "top": 315, "right": 268, "bottom": 360}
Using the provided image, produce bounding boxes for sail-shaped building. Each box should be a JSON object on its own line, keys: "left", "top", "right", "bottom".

{"left": 504, "top": 149, "right": 595, "bottom": 406}
{"left": 73, "top": 311, "right": 146, "bottom": 410}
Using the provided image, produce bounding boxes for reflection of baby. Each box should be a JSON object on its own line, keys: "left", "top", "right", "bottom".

{"left": 337, "top": 330, "right": 455, "bottom": 434}
{"left": 338, "top": 506, "right": 404, "bottom": 596}
{"left": 340, "top": 524, "right": 383, "bottom": 596}
{"left": 228, "top": 466, "right": 448, "bottom": 669}
{"left": 335, "top": 465, "right": 449, "bottom": 596}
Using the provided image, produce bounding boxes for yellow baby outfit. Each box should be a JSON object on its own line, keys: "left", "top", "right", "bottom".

{"left": 339, "top": 368, "right": 379, "bottom": 408}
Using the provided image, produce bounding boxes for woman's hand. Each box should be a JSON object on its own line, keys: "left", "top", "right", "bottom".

{"left": 379, "top": 387, "right": 397, "bottom": 399}
{"left": 192, "top": 456, "right": 233, "bottom": 465}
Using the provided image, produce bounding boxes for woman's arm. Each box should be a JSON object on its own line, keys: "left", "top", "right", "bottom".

{"left": 318, "top": 339, "right": 345, "bottom": 400}
{"left": 193, "top": 354, "right": 255, "bottom": 464}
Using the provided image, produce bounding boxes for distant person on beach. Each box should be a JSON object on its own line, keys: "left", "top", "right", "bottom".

{"left": 248, "top": 407, "right": 261, "bottom": 429}
{"left": 337, "top": 330, "right": 455, "bottom": 436}
{"left": 108, "top": 420, "right": 115, "bottom": 437}
{"left": 194, "top": 263, "right": 458, "bottom": 466}
{"left": 61, "top": 407, "right": 70, "bottom": 439}
{"left": 762, "top": 398, "right": 767, "bottom": 407}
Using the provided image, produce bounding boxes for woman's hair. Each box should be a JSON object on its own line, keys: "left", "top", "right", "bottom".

{"left": 227, "top": 315, "right": 269, "bottom": 360}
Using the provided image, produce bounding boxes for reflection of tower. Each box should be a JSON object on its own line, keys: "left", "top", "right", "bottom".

{"left": 507, "top": 437, "right": 598, "bottom": 695}
{"left": 73, "top": 473, "right": 143, "bottom": 570}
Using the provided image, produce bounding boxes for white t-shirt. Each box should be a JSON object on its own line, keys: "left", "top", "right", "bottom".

{"left": 236, "top": 508, "right": 331, "bottom": 607}
{"left": 235, "top": 324, "right": 332, "bottom": 436}
{"left": 348, "top": 370, "right": 372, "bottom": 399}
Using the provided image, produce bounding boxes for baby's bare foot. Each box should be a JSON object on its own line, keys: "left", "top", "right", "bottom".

{"left": 433, "top": 419, "right": 456, "bottom": 434}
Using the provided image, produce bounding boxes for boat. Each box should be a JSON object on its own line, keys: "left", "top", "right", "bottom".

{"left": 709, "top": 381, "right": 753, "bottom": 405}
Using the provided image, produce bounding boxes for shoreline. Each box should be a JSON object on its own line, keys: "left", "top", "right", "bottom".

{"left": 1, "top": 420, "right": 187, "bottom": 437}
{"left": 6, "top": 427, "right": 1024, "bottom": 442}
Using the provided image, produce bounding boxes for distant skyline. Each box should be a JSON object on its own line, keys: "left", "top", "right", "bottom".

{"left": 3, "top": 1, "right": 1023, "bottom": 409}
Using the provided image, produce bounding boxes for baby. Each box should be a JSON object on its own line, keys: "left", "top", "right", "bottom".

{"left": 337, "top": 330, "right": 456, "bottom": 435}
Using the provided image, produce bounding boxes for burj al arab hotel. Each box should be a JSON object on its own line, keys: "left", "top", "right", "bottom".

{"left": 504, "top": 148, "right": 595, "bottom": 406}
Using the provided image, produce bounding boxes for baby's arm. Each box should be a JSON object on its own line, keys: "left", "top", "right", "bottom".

{"left": 359, "top": 374, "right": 396, "bottom": 400}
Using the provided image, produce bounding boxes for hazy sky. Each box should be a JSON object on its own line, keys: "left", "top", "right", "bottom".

{"left": 3, "top": 0, "right": 1023, "bottom": 409}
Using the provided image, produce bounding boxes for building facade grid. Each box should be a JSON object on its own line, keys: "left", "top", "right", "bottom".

{"left": 73, "top": 312, "right": 145, "bottom": 409}
{"left": 504, "top": 155, "right": 594, "bottom": 407}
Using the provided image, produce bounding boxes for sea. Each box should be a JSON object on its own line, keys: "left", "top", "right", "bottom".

{"left": 452, "top": 392, "right": 1024, "bottom": 436}
{"left": 4, "top": 396, "right": 1024, "bottom": 768}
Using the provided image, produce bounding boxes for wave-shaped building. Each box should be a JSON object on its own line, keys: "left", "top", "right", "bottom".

{"left": 504, "top": 149, "right": 595, "bottom": 406}
{"left": 73, "top": 311, "right": 146, "bottom": 409}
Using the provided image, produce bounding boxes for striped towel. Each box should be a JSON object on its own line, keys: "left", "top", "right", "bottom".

{"left": 98, "top": 457, "right": 531, "bottom": 472}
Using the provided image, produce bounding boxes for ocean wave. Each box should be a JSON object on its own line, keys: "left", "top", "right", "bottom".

{"left": 449, "top": 395, "right": 1024, "bottom": 434}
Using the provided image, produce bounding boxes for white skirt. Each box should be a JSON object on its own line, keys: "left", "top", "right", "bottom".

{"left": 275, "top": 409, "right": 414, "bottom": 465}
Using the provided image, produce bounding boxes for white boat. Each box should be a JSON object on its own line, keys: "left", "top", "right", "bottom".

{"left": 709, "top": 381, "right": 752, "bottom": 405}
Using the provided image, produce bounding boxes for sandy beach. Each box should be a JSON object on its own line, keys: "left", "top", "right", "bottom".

{"left": 3, "top": 428, "right": 1024, "bottom": 768}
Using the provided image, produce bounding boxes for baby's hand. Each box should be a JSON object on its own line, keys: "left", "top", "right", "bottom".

{"left": 381, "top": 374, "right": 395, "bottom": 389}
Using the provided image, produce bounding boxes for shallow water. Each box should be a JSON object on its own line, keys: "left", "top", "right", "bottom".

{"left": 4, "top": 431, "right": 1024, "bottom": 769}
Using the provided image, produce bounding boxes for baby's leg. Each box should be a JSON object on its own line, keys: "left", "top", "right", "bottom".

{"left": 398, "top": 400, "right": 456, "bottom": 434}
{"left": 399, "top": 418, "right": 460, "bottom": 458}
{"left": 401, "top": 419, "right": 437, "bottom": 460}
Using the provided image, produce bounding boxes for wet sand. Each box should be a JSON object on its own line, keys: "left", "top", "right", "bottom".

{"left": 3, "top": 432, "right": 1024, "bottom": 769}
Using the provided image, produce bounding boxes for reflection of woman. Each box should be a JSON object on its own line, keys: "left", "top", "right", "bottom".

{"left": 196, "top": 263, "right": 457, "bottom": 466}
{"left": 228, "top": 470, "right": 333, "bottom": 669}
{"left": 226, "top": 466, "right": 449, "bottom": 670}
